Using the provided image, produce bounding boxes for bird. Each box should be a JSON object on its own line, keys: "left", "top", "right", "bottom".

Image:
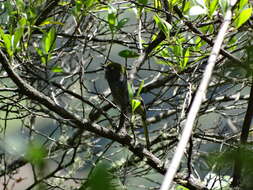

{"left": 104, "top": 62, "right": 130, "bottom": 113}
{"left": 104, "top": 62, "right": 150, "bottom": 150}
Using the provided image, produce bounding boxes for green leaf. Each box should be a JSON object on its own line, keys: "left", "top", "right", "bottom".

{"left": 12, "top": 17, "right": 26, "bottom": 52}
{"left": 12, "top": 27, "right": 23, "bottom": 51}
{"left": 138, "top": 0, "right": 148, "bottom": 5}
{"left": 136, "top": 80, "right": 144, "bottom": 97}
{"left": 209, "top": 0, "right": 218, "bottom": 16}
{"left": 174, "top": 43, "right": 182, "bottom": 57}
{"left": 239, "top": 0, "right": 248, "bottom": 10}
{"left": 128, "top": 82, "right": 134, "bottom": 100}
{"left": 34, "top": 41, "right": 47, "bottom": 64}
{"left": 131, "top": 98, "right": 141, "bottom": 113}
{"left": 10, "top": 17, "right": 27, "bottom": 52}
{"left": 154, "top": 0, "right": 161, "bottom": 9}
{"left": 42, "top": 27, "right": 56, "bottom": 54}
{"left": 35, "top": 47, "right": 46, "bottom": 64}
{"left": 39, "top": 20, "right": 64, "bottom": 26}
{"left": 58, "top": 1, "right": 70, "bottom": 6}
{"left": 235, "top": 7, "right": 252, "bottom": 28}
{"left": 182, "top": 48, "right": 190, "bottom": 68}
{"left": 116, "top": 18, "right": 129, "bottom": 30}
{"left": 83, "top": 0, "right": 96, "bottom": 8}
{"left": 51, "top": 66, "right": 63, "bottom": 73}
{"left": 154, "top": 14, "right": 172, "bottom": 37}
{"left": 183, "top": 1, "right": 191, "bottom": 13}
{"left": 175, "top": 185, "right": 190, "bottom": 190}
{"left": 108, "top": 5, "right": 117, "bottom": 32}
{"left": 0, "top": 28, "right": 13, "bottom": 56}
{"left": 25, "top": 142, "right": 46, "bottom": 167}
{"left": 16, "top": 0, "right": 25, "bottom": 11}
{"left": 80, "top": 162, "right": 119, "bottom": 190}
{"left": 118, "top": 49, "right": 139, "bottom": 58}
{"left": 19, "top": 17, "right": 27, "bottom": 28}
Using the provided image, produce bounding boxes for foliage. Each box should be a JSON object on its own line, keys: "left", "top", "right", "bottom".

{"left": 79, "top": 162, "right": 123, "bottom": 190}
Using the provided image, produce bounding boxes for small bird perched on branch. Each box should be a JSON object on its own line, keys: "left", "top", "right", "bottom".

{"left": 104, "top": 62, "right": 150, "bottom": 150}
{"left": 104, "top": 62, "right": 130, "bottom": 113}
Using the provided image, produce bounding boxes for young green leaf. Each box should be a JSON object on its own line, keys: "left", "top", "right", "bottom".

{"left": 128, "top": 82, "right": 134, "bottom": 100}
{"left": 209, "top": 0, "right": 218, "bottom": 16}
{"left": 154, "top": 14, "right": 172, "bottom": 37}
{"left": 42, "top": 27, "right": 56, "bottom": 54}
{"left": 11, "top": 17, "right": 27, "bottom": 52}
{"left": 154, "top": 0, "right": 161, "bottom": 9}
{"left": 108, "top": 5, "right": 117, "bottom": 32}
{"left": 175, "top": 185, "right": 190, "bottom": 190}
{"left": 182, "top": 48, "right": 190, "bottom": 68}
{"left": 116, "top": 18, "right": 129, "bottom": 30}
{"left": 118, "top": 49, "right": 139, "bottom": 58}
{"left": 136, "top": 80, "right": 144, "bottom": 97}
{"left": 0, "top": 28, "right": 13, "bottom": 56}
{"left": 12, "top": 27, "right": 23, "bottom": 51}
{"left": 51, "top": 66, "right": 63, "bottom": 73}
{"left": 16, "top": 0, "right": 25, "bottom": 11}
{"left": 35, "top": 47, "right": 46, "bottom": 64}
{"left": 131, "top": 98, "right": 141, "bottom": 113}
{"left": 235, "top": 7, "right": 252, "bottom": 28}
{"left": 39, "top": 20, "right": 64, "bottom": 26}
{"left": 239, "top": 0, "right": 248, "bottom": 10}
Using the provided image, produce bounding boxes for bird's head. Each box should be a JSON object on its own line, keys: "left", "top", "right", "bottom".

{"left": 104, "top": 62, "right": 125, "bottom": 80}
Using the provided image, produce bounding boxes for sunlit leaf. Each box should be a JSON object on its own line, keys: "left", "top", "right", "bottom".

{"left": 239, "top": 0, "right": 249, "bottom": 10}
{"left": 154, "top": 14, "right": 172, "bottom": 37}
{"left": 58, "top": 1, "right": 70, "bottom": 6}
{"left": 175, "top": 185, "right": 190, "bottom": 190}
{"left": 51, "top": 66, "right": 63, "bottom": 73}
{"left": 39, "top": 20, "right": 64, "bottom": 26}
{"left": 209, "top": 0, "right": 218, "bottom": 16}
{"left": 235, "top": 7, "right": 252, "bottom": 28}
{"left": 0, "top": 28, "right": 13, "bottom": 56}
{"left": 131, "top": 98, "right": 141, "bottom": 113}
{"left": 154, "top": 0, "right": 161, "bottom": 9}
{"left": 42, "top": 27, "right": 56, "bottom": 54}
{"left": 183, "top": 1, "right": 191, "bottom": 13}
{"left": 182, "top": 48, "right": 190, "bottom": 68}
{"left": 108, "top": 5, "right": 117, "bottom": 32}
{"left": 12, "top": 27, "right": 23, "bottom": 51}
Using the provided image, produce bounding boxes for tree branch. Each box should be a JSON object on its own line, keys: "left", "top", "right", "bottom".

{"left": 160, "top": 1, "right": 236, "bottom": 189}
